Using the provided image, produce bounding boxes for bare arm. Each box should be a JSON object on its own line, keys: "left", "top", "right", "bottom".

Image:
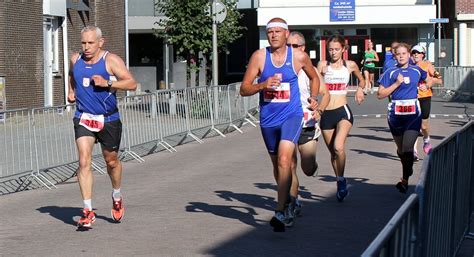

{"left": 373, "top": 51, "right": 380, "bottom": 62}
{"left": 315, "top": 68, "right": 329, "bottom": 112}
{"left": 347, "top": 60, "right": 366, "bottom": 104}
{"left": 240, "top": 49, "right": 269, "bottom": 96}
{"left": 67, "top": 53, "right": 80, "bottom": 103}
{"left": 428, "top": 64, "right": 443, "bottom": 85}
{"left": 106, "top": 54, "right": 137, "bottom": 91}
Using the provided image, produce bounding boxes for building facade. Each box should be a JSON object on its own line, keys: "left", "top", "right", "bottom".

{"left": 257, "top": 0, "right": 438, "bottom": 69}
{"left": 0, "top": 0, "right": 125, "bottom": 110}
{"left": 444, "top": 0, "right": 474, "bottom": 66}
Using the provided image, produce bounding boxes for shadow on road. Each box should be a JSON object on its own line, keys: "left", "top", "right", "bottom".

{"left": 37, "top": 206, "right": 116, "bottom": 227}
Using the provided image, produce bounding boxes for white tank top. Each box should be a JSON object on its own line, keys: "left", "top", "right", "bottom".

{"left": 297, "top": 70, "right": 316, "bottom": 128}
{"left": 324, "top": 62, "right": 350, "bottom": 95}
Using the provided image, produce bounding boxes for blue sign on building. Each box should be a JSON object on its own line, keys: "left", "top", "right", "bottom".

{"left": 330, "top": 0, "right": 355, "bottom": 22}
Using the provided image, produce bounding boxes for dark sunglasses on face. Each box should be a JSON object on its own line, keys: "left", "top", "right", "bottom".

{"left": 411, "top": 50, "right": 423, "bottom": 55}
{"left": 291, "top": 44, "right": 304, "bottom": 48}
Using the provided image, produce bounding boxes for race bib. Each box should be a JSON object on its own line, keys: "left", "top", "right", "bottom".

{"left": 393, "top": 99, "right": 417, "bottom": 115}
{"left": 326, "top": 83, "right": 347, "bottom": 94}
{"left": 263, "top": 82, "right": 290, "bottom": 103}
{"left": 303, "top": 109, "right": 312, "bottom": 122}
{"left": 79, "top": 112, "right": 105, "bottom": 132}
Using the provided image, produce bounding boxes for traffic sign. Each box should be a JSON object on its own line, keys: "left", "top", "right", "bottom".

{"left": 429, "top": 18, "right": 449, "bottom": 23}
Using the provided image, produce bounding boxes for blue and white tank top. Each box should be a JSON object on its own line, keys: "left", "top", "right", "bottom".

{"left": 324, "top": 62, "right": 350, "bottom": 95}
{"left": 379, "top": 64, "right": 427, "bottom": 116}
{"left": 72, "top": 51, "right": 119, "bottom": 122}
{"left": 257, "top": 46, "right": 302, "bottom": 127}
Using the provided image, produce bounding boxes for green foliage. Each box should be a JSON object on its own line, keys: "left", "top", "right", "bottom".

{"left": 154, "top": 0, "right": 245, "bottom": 66}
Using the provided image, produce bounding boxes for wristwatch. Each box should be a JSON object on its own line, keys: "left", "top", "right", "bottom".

{"left": 107, "top": 80, "right": 113, "bottom": 88}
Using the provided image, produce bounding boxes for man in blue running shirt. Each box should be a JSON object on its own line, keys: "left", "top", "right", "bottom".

{"left": 240, "top": 17, "right": 322, "bottom": 232}
{"left": 68, "top": 26, "right": 137, "bottom": 229}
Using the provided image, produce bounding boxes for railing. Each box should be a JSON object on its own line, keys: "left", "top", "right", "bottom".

{"left": 0, "top": 84, "right": 258, "bottom": 193}
{"left": 361, "top": 121, "right": 474, "bottom": 257}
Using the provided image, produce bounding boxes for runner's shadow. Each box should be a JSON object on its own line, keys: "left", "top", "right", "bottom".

{"left": 358, "top": 126, "right": 391, "bottom": 133}
{"left": 215, "top": 190, "right": 275, "bottom": 211}
{"left": 37, "top": 206, "right": 115, "bottom": 226}
{"left": 348, "top": 134, "right": 393, "bottom": 142}
{"left": 185, "top": 202, "right": 264, "bottom": 227}
{"left": 253, "top": 183, "right": 323, "bottom": 201}
{"left": 351, "top": 148, "right": 399, "bottom": 160}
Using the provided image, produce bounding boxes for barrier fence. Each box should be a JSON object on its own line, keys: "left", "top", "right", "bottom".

{"left": 0, "top": 84, "right": 259, "bottom": 193}
{"left": 362, "top": 121, "right": 474, "bottom": 257}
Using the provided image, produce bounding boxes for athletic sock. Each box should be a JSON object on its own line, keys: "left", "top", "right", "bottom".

{"left": 336, "top": 176, "right": 345, "bottom": 182}
{"left": 83, "top": 199, "right": 92, "bottom": 210}
{"left": 112, "top": 188, "right": 122, "bottom": 201}
{"left": 423, "top": 136, "right": 430, "bottom": 143}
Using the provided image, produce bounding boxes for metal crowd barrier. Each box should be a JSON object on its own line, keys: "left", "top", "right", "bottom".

{"left": 0, "top": 109, "right": 33, "bottom": 179}
{"left": 362, "top": 121, "right": 474, "bottom": 257}
{"left": 362, "top": 194, "right": 420, "bottom": 257}
{"left": 0, "top": 84, "right": 260, "bottom": 192}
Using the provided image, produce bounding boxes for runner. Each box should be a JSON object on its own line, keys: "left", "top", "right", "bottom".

{"left": 377, "top": 43, "right": 431, "bottom": 194}
{"left": 410, "top": 45, "right": 443, "bottom": 158}
{"left": 361, "top": 40, "right": 379, "bottom": 94}
{"left": 68, "top": 25, "right": 137, "bottom": 229}
{"left": 287, "top": 31, "right": 330, "bottom": 216}
{"left": 382, "top": 41, "right": 399, "bottom": 74}
{"left": 240, "top": 18, "right": 321, "bottom": 232}
{"left": 316, "top": 35, "right": 365, "bottom": 202}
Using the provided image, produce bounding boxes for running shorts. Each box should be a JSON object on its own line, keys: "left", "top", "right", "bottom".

{"left": 419, "top": 97, "right": 431, "bottom": 120}
{"left": 260, "top": 115, "right": 303, "bottom": 154}
{"left": 73, "top": 118, "right": 122, "bottom": 152}
{"left": 320, "top": 105, "right": 354, "bottom": 130}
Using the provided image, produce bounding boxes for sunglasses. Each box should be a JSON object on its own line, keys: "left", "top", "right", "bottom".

{"left": 291, "top": 44, "right": 304, "bottom": 48}
{"left": 411, "top": 50, "right": 424, "bottom": 55}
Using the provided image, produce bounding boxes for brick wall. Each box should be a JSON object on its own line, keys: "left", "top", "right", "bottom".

{"left": 456, "top": 0, "right": 474, "bottom": 14}
{"left": 0, "top": 1, "right": 126, "bottom": 109}
{"left": 0, "top": 2, "right": 43, "bottom": 109}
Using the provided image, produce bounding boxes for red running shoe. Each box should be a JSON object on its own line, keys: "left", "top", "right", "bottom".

{"left": 111, "top": 197, "right": 125, "bottom": 222}
{"left": 77, "top": 208, "right": 96, "bottom": 228}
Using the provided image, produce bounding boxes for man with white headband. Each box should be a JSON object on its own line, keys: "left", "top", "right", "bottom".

{"left": 240, "top": 17, "right": 322, "bottom": 232}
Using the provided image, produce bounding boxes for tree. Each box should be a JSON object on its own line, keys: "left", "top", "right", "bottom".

{"left": 154, "top": 0, "right": 245, "bottom": 86}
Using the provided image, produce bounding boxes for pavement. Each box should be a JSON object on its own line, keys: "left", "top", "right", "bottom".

{"left": 0, "top": 95, "right": 473, "bottom": 257}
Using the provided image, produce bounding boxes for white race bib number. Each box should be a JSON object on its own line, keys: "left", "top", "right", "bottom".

{"left": 79, "top": 112, "right": 105, "bottom": 132}
{"left": 263, "top": 82, "right": 290, "bottom": 103}
{"left": 393, "top": 99, "right": 417, "bottom": 115}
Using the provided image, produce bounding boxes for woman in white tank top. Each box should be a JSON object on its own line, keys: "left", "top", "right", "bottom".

{"left": 316, "top": 35, "right": 366, "bottom": 202}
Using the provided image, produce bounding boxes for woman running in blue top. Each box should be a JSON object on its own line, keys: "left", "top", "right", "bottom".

{"left": 377, "top": 43, "right": 431, "bottom": 194}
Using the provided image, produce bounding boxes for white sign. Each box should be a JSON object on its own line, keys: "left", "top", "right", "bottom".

{"left": 310, "top": 50, "right": 316, "bottom": 59}
{"left": 351, "top": 45, "right": 358, "bottom": 54}
{"left": 376, "top": 44, "right": 382, "bottom": 53}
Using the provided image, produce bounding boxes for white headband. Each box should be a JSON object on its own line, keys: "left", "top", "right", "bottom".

{"left": 266, "top": 22, "right": 288, "bottom": 30}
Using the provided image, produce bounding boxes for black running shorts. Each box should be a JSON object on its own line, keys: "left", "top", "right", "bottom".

{"left": 73, "top": 118, "right": 122, "bottom": 152}
{"left": 419, "top": 97, "right": 431, "bottom": 120}
{"left": 320, "top": 105, "right": 354, "bottom": 130}
{"left": 298, "top": 127, "right": 318, "bottom": 145}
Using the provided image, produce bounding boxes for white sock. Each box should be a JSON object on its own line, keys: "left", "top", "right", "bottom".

{"left": 83, "top": 199, "right": 92, "bottom": 210}
{"left": 112, "top": 188, "right": 122, "bottom": 200}
{"left": 423, "top": 137, "right": 430, "bottom": 143}
{"left": 337, "top": 176, "right": 345, "bottom": 181}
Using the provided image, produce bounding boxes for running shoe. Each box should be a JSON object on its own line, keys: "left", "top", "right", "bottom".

{"left": 111, "top": 197, "right": 125, "bottom": 222}
{"left": 336, "top": 178, "right": 348, "bottom": 202}
{"left": 77, "top": 208, "right": 96, "bottom": 228}
{"left": 396, "top": 179, "right": 409, "bottom": 194}
{"left": 284, "top": 204, "right": 295, "bottom": 227}
{"left": 270, "top": 211, "right": 286, "bottom": 232}
{"left": 423, "top": 142, "right": 432, "bottom": 154}
{"left": 293, "top": 199, "right": 302, "bottom": 217}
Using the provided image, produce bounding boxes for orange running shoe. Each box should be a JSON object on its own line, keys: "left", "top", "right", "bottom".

{"left": 77, "top": 208, "right": 96, "bottom": 228}
{"left": 111, "top": 197, "right": 125, "bottom": 222}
